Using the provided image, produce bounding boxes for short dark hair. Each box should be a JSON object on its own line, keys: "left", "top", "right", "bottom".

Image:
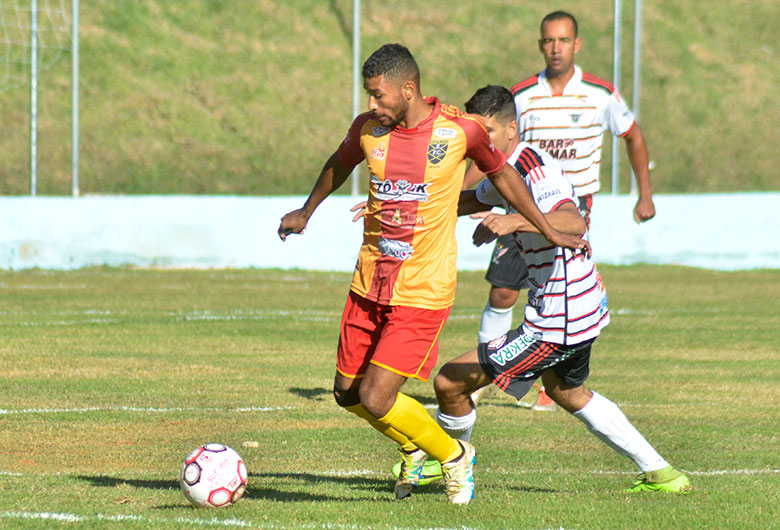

{"left": 540, "top": 10, "right": 578, "bottom": 37}
{"left": 362, "top": 43, "right": 420, "bottom": 84}
{"left": 464, "top": 85, "right": 517, "bottom": 123}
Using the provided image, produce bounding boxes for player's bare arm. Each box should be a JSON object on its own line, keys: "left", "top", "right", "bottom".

{"left": 623, "top": 125, "right": 656, "bottom": 224}
{"left": 462, "top": 162, "right": 486, "bottom": 190}
{"left": 487, "top": 163, "right": 590, "bottom": 254}
{"left": 470, "top": 201, "right": 585, "bottom": 247}
{"left": 278, "top": 153, "right": 352, "bottom": 240}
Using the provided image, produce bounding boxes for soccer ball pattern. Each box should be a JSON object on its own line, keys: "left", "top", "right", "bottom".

{"left": 179, "top": 443, "right": 248, "bottom": 508}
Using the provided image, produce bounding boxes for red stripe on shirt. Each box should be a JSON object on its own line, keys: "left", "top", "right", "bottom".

{"left": 366, "top": 131, "right": 430, "bottom": 304}
{"left": 510, "top": 75, "right": 540, "bottom": 95}
{"left": 581, "top": 73, "right": 616, "bottom": 94}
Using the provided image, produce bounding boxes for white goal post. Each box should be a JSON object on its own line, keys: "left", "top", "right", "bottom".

{"left": 0, "top": 0, "right": 77, "bottom": 196}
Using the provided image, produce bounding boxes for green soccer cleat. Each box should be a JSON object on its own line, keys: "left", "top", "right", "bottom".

{"left": 626, "top": 466, "right": 691, "bottom": 493}
{"left": 393, "top": 448, "right": 431, "bottom": 499}
{"left": 392, "top": 456, "right": 443, "bottom": 486}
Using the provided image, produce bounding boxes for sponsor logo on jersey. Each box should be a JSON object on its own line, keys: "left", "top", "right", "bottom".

{"left": 427, "top": 139, "right": 448, "bottom": 165}
{"left": 370, "top": 142, "right": 386, "bottom": 160}
{"left": 383, "top": 208, "right": 423, "bottom": 227}
{"left": 538, "top": 139, "right": 577, "bottom": 161}
{"left": 433, "top": 127, "right": 457, "bottom": 139}
{"left": 372, "top": 126, "right": 391, "bottom": 137}
{"left": 372, "top": 175, "right": 431, "bottom": 202}
{"left": 489, "top": 333, "right": 536, "bottom": 366}
{"left": 537, "top": 189, "right": 562, "bottom": 203}
{"left": 378, "top": 237, "right": 414, "bottom": 261}
{"left": 596, "top": 270, "right": 609, "bottom": 317}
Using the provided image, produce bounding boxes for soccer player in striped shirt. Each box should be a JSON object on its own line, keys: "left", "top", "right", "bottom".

{"left": 278, "top": 44, "right": 589, "bottom": 504}
{"left": 434, "top": 85, "right": 689, "bottom": 494}
{"left": 468, "top": 10, "right": 656, "bottom": 408}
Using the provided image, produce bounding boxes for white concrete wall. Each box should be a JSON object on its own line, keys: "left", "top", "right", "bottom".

{"left": 0, "top": 193, "right": 777, "bottom": 271}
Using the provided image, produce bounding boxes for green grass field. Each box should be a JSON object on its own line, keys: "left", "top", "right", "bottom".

{"left": 1, "top": 0, "right": 778, "bottom": 195}
{"left": 1, "top": 266, "right": 778, "bottom": 529}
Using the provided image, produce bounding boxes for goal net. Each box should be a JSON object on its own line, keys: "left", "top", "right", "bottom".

{"left": 0, "top": 0, "right": 71, "bottom": 90}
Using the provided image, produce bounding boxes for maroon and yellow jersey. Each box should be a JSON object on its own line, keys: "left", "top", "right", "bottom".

{"left": 337, "top": 97, "right": 506, "bottom": 310}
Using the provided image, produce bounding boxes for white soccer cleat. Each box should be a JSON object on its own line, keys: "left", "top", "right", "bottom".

{"left": 441, "top": 441, "right": 476, "bottom": 504}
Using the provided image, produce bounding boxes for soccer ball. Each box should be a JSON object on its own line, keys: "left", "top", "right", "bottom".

{"left": 179, "top": 443, "right": 248, "bottom": 508}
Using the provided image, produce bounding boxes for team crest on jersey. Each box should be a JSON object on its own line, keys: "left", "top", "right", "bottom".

{"left": 427, "top": 139, "right": 448, "bottom": 165}
{"left": 371, "top": 175, "right": 431, "bottom": 202}
{"left": 569, "top": 113, "right": 582, "bottom": 123}
{"left": 372, "top": 126, "right": 391, "bottom": 137}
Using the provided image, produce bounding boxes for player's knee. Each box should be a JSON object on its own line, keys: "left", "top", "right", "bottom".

{"left": 356, "top": 385, "right": 395, "bottom": 419}
{"left": 489, "top": 287, "right": 519, "bottom": 308}
{"left": 433, "top": 367, "right": 458, "bottom": 401}
{"left": 333, "top": 385, "right": 360, "bottom": 408}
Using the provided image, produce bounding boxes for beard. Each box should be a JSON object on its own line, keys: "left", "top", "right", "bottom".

{"left": 375, "top": 98, "right": 409, "bottom": 128}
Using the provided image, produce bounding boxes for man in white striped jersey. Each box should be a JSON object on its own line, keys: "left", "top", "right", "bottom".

{"left": 434, "top": 85, "right": 689, "bottom": 493}
{"left": 467, "top": 11, "right": 655, "bottom": 407}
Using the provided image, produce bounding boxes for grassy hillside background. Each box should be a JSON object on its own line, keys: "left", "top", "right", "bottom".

{"left": 1, "top": 0, "right": 778, "bottom": 196}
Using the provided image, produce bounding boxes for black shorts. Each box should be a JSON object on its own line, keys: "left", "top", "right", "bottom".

{"left": 485, "top": 234, "right": 528, "bottom": 290}
{"left": 478, "top": 330, "right": 594, "bottom": 399}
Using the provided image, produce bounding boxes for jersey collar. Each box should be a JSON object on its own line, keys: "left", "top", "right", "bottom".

{"left": 539, "top": 65, "right": 582, "bottom": 96}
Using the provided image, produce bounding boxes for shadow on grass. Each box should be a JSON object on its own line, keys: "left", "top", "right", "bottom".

{"left": 288, "top": 386, "right": 330, "bottom": 401}
{"left": 75, "top": 470, "right": 426, "bottom": 503}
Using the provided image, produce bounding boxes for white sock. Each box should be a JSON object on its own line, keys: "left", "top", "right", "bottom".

{"left": 478, "top": 303, "right": 513, "bottom": 343}
{"left": 436, "top": 408, "right": 476, "bottom": 442}
{"left": 573, "top": 391, "right": 668, "bottom": 472}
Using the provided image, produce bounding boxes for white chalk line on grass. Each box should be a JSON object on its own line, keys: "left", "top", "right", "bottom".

{"left": 0, "top": 511, "right": 257, "bottom": 528}
{"left": 0, "top": 401, "right": 716, "bottom": 416}
{"left": 0, "top": 405, "right": 295, "bottom": 416}
{"left": 5, "top": 308, "right": 483, "bottom": 327}
{"left": 318, "top": 468, "right": 779, "bottom": 478}
{"left": 0, "top": 511, "right": 466, "bottom": 530}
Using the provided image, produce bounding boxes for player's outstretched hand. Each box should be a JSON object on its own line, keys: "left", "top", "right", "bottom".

{"left": 470, "top": 212, "right": 518, "bottom": 247}
{"left": 278, "top": 208, "right": 309, "bottom": 241}
{"left": 350, "top": 201, "right": 367, "bottom": 222}
{"left": 633, "top": 196, "right": 656, "bottom": 224}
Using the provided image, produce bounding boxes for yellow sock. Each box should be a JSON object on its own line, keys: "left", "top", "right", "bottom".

{"left": 344, "top": 403, "right": 415, "bottom": 450}
{"left": 379, "top": 392, "right": 461, "bottom": 462}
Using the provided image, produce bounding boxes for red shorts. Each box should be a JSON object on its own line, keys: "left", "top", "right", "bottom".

{"left": 337, "top": 291, "right": 451, "bottom": 382}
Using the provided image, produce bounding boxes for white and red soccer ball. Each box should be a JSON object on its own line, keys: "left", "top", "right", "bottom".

{"left": 179, "top": 443, "right": 248, "bottom": 508}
